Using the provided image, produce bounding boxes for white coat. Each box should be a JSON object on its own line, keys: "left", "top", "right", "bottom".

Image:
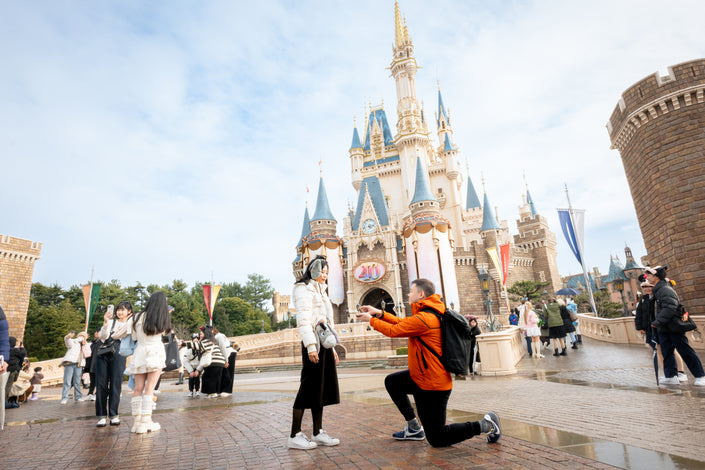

{"left": 293, "top": 280, "right": 335, "bottom": 354}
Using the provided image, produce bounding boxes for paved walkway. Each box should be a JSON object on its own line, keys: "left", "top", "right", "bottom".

{"left": 2, "top": 337, "right": 704, "bottom": 469}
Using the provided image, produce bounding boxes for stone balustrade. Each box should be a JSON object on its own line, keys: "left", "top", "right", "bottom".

{"left": 475, "top": 326, "right": 525, "bottom": 376}
{"left": 578, "top": 314, "right": 705, "bottom": 350}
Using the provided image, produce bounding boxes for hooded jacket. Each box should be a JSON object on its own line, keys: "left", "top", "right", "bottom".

{"left": 370, "top": 294, "right": 451, "bottom": 391}
{"left": 651, "top": 280, "right": 680, "bottom": 332}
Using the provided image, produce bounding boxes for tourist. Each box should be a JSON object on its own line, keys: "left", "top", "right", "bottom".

{"left": 287, "top": 255, "right": 340, "bottom": 450}
{"left": 116, "top": 292, "right": 172, "bottom": 433}
{"left": 463, "top": 314, "right": 482, "bottom": 375}
{"left": 181, "top": 333, "right": 202, "bottom": 397}
{"left": 545, "top": 298, "right": 566, "bottom": 356}
{"left": 523, "top": 301, "right": 544, "bottom": 358}
{"left": 558, "top": 299, "right": 577, "bottom": 349}
{"left": 508, "top": 308, "right": 519, "bottom": 326}
{"left": 28, "top": 366, "right": 43, "bottom": 401}
{"left": 357, "top": 278, "right": 501, "bottom": 448}
{"left": 85, "top": 329, "right": 102, "bottom": 400}
{"left": 60, "top": 331, "right": 87, "bottom": 404}
{"left": 646, "top": 266, "right": 705, "bottom": 386}
{"left": 95, "top": 302, "right": 132, "bottom": 426}
{"left": 566, "top": 297, "right": 581, "bottom": 344}
{"left": 214, "top": 327, "right": 234, "bottom": 397}
{"left": 5, "top": 336, "right": 26, "bottom": 408}
{"left": 198, "top": 325, "right": 226, "bottom": 398}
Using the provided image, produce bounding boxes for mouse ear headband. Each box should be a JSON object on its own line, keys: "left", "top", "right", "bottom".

{"left": 308, "top": 257, "right": 325, "bottom": 280}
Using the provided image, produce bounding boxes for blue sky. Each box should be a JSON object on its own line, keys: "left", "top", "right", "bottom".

{"left": 2, "top": 1, "right": 703, "bottom": 303}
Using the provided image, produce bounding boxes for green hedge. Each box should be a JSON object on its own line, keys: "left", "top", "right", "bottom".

{"left": 396, "top": 347, "right": 408, "bottom": 355}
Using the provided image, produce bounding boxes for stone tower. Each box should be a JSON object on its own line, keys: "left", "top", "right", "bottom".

{"left": 0, "top": 234, "right": 42, "bottom": 340}
{"left": 607, "top": 59, "right": 705, "bottom": 315}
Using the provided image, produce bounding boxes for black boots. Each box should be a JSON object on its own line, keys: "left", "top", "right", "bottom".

{"left": 560, "top": 349, "right": 567, "bottom": 355}
{"left": 572, "top": 343, "right": 579, "bottom": 349}
{"left": 553, "top": 350, "right": 560, "bottom": 356}
{"left": 577, "top": 334, "right": 583, "bottom": 344}
{"left": 175, "top": 372, "right": 184, "bottom": 385}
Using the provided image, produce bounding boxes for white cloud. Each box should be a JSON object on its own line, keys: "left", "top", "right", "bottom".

{"left": 2, "top": 0, "right": 701, "bottom": 301}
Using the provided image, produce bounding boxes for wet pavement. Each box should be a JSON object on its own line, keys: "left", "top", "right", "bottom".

{"left": 2, "top": 337, "right": 704, "bottom": 469}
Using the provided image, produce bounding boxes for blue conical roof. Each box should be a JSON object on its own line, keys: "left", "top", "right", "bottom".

{"left": 466, "top": 176, "right": 481, "bottom": 210}
{"left": 526, "top": 189, "right": 538, "bottom": 217}
{"left": 437, "top": 89, "right": 449, "bottom": 127}
{"left": 410, "top": 157, "right": 437, "bottom": 205}
{"left": 311, "top": 177, "right": 336, "bottom": 221}
{"left": 350, "top": 127, "right": 362, "bottom": 150}
{"left": 480, "top": 192, "right": 501, "bottom": 231}
{"left": 443, "top": 133, "right": 455, "bottom": 152}
{"left": 296, "top": 207, "right": 311, "bottom": 247}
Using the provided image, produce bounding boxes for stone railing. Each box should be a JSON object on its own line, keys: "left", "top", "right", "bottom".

{"left": 475, "top": 326, "right": 525, "bottom": 376}
{"left": 578, "top": 314, "right": 705, "bottom": 350}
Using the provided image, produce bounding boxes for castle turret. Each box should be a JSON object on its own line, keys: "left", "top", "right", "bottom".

{"left": 349, "top": 125, "right": 363, "bottom": 191}
{"left": 311, "top": 176, "right": 336, "bottom": 233}
{"left": 480, "top": 192, "right": 501, "bottom": 232}
{"left": 466, "top": 175, "right": 481, "bottom": 211}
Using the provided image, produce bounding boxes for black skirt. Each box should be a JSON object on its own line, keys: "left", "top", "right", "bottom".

{"left": 293, "top": 343, "right": 340, "bottom": 409}
{"left": 548, "top": 325, "right": 565, "bottom": 338}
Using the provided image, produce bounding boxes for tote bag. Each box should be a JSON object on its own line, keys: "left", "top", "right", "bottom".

{"left": 164, "top": 333, "right": 182, "bottom": 371}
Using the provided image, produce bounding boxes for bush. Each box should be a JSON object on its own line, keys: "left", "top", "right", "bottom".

{"left": 396, "top": 347, "right": 408, "bottom": 355}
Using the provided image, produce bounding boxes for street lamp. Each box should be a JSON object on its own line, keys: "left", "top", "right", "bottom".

{"left": 613, "top": 278, "right": 628, "bottom": 316}
{"left": 287, "top": 311, "right": 291, "bottom": 329}
{"left": 478, "top": 268, "right": 498, "bottom": 332}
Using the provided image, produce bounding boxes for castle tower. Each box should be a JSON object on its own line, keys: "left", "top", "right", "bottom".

{"left": 403, "top": 157, "right": 460, "bottom": 307}
{"left": 607, "top": 59, "right": 705, "bottom": 315}
{"left": 349, "top": 125, "right": 364, "bottom": 191}
{"left": 0, "top": 234, "right": 42, "bottom": 340}
{"left": 292, "top": 206, "right": 312, "bottom": 279}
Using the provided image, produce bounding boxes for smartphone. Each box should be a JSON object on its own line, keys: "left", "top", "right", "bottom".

{"left": 0, "top": 355, "right": 4, "bottom": 366}
{"left": 107, "top": 304, "right": 115, "bottom": 318}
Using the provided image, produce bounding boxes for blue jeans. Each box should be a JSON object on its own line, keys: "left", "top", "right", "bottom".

{"left": 524, "top": 335, "right": 533, "bottom": 355}
{"left": 660, "top": 332, "right": 705, "bottom": 379}
{"left": 61, "top": 363, "right": 83, "bottom": 401}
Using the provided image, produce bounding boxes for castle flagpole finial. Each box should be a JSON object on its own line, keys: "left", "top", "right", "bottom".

{"left": 481, "top": 173, "right": 486, "bottom": 193}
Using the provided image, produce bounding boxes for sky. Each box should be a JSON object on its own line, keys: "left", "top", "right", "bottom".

{"left": 2, "top": 0, "right": 703, "bottom": 305}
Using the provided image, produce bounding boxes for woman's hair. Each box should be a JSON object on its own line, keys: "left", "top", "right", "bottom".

{"left": 296, "top": 255, "right": 328, "bottom": 285}
{"left": 200, "top": 325, "right": 216, "bottom": 342}
{"left": 117, "top": 300, "right": 133, "bottom": 312}
{"left": 34, "top": 366, "right": 42, "bottom": 372}
{"left": 135, "top": 292, "right": 171, "bottom": 336}
{"left": 523, "top": 301, "right": 533, "bottom": 324}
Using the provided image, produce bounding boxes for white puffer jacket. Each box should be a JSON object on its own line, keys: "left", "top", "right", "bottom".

{"left": 293, "top": 280, "right": 335, "bottom": 353}
{"left": 61, "top": 334, "right": 85, "bottom": 367}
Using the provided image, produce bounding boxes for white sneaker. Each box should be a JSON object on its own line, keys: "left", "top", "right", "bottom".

{"left": 207, "top": 393, "right": 218, "bottom": 399}
{"left": 110, "top": 416, "right": 120, "bottom": 426}
{"left": 96, "top": 418, "right": 107, "bottom": 427}
{"left": 694, "top": 377, "right": 705, "bottom": 386}
{"left": 195, "top": 391, "right": 200, "bottom": 397}
{"left": 678, "top": 372, "right": 688, "bottom": 382}
{"left": 219, "top": 392, "right": 231, "bottom": 397}
{"left": 77, "top": 396, "right": 86, "bottom": 402}
{"left": 312, "top": 430, "right": 340, "bottom": 446}
{"left": 154, "top": 390, "right": 161, "bottom": 395}
{"left": 186, "top": 391, "right": 193, "bottom": 398}
{"left": 288, "top": 432, "right": 317, "bottom": 450}
{"left": 60, "top": 399, "right": 68, "bottom": 405}
{"left": 660, "top": 376, "right": 680, "bottom": 385}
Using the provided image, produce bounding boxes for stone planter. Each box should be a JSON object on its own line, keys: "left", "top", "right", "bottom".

{"left": 387, "top": 355, "right": 408, "bottom": 368}
{"left": 475, "top": 325, "right": 524, "bottom": 376}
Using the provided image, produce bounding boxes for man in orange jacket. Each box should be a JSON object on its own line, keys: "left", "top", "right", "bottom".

{"left": 357, "top": 278, "right": 501, "bottom": 447}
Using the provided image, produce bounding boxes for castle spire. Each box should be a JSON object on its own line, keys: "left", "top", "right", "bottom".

{"left": 466, "top": 175, "right": 481, "bottom": 210}
{"left": 350, "top": 126, "right": 362, "bottom": 150}
{"left": 296, "top": 206, "right": 311, "bottom": 247}
{"left": 480, "top": 191, "right": 501, "bottom": 231}
{"left": 311, "top": 177, "right": 336, "bottom": 222}
{"left": 394, "top": 1, "right": 407, "bottom": 47}
{"left": 437, "top": 89, "right": 449, "bottom": 128}
{"left": 410, "top": 156, "right": 436, "bottom": 205}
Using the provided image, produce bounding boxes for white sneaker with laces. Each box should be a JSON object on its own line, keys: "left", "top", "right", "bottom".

{"left": 187, "top": 391, "right": 193, "bottom": 398}
{"left": 288, "top": 432, "right": 317, "bottom": 450}
{"left": 96, "top": 418, "right": 107, "bottom": 427}
{"left": 677, "top": 372, "right": 688, "bottom": 382}
{"left": 312, "top": 430, "right": 340, "bottom": 446}
{"left": 60, "top": 399, "right": 68, "bottom": 405}
{"left": 694, "top": 377, "right": 705, "bottom": 386}
{"left": 110, "top": 416, "right": 120, "bottom": 426}
{"left": 219, "top": 392, "right": 231, "bottom": 397}
{"left": 660, "top": 376, "right": 680, "bottom": 385}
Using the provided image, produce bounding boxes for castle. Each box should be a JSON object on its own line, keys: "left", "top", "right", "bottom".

{"left": 0, "top": 234, "right": 42, "bottom": 340}
{"left": 284, "top": 3, "right": 561, "bottom": 323}
{"left": 607, "top": 59, "right": 705, "bottom": 316}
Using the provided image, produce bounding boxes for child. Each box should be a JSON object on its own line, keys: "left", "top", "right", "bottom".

{"left": 29, "top": 367, "right": 43, "bottom": 400}
{"left": 114, "top": 292, "right": 171, "bottom": 434}
{"left": 181, "top": 333, "right": 202, "bottom": 397}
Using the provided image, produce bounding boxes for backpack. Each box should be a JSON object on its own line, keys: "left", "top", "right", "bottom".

{"left": 417, "top": 307, "right": 473, "bottom": 375}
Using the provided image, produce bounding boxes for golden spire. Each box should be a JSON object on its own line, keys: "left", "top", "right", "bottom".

{"left": 394, "top": 1, "right": 404, "bottom": 47}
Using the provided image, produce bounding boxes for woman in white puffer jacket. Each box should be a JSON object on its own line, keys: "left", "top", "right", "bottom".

{"left": 287, "top": 255, "right": 340, "bottom": 450}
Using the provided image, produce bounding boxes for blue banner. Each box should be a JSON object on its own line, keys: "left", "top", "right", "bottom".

{"left": 558, "top": 210, "right": 581, "bottom": 265}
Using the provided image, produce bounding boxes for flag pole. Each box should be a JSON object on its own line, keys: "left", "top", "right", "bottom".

{"left": 210, "top": 271, "right": 214, "bottom": 326}
{"left": 84, "top": 266, "right": 94, "bottom": 332}
{"left": 565, "top": 184, "right": 598, "bottom": 316}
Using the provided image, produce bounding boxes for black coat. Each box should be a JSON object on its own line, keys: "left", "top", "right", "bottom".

{"left": 560, "top": 306, "right": 575, "bottom": 333}
{"left": 634, "top": 296, "right": 654, "bottom": 331}
{"left": 8, "top": 346, "right": 26, "bottom": 373}
{"left": 651, "top": 280, "right": 680, "bottom": 333}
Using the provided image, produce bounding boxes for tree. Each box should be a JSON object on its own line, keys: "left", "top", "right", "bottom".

{"left": 24, "top": 298, "right": 84, "bottom": 360}
{"left": 575, "top": 290, "right": 623, "bottom": 318}
{"left": 507, "top": 280, "right": 551, "bottom": 302}
{"left": 242, "top": 273, "right": 274, "bottom": 311}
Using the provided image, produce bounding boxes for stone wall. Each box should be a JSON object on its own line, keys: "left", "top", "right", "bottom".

{"left": 607, "top": 59, "right": 705, "bottom": 316}
{"left": 0, "top": 234, "right": 42, "bottom": 341}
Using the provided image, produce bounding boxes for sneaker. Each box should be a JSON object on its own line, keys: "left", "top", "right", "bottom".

{"left": 96, "top": 418, "right": 107, "bottom": 427}
{"left": 154, "top": 390, "right": 161, "bottom": 395}
{"left": 288, "top": 432, "right": 317, "bottom": 450}
{"left": 219, "top": 392, "right": 231, "bottom": 397}
{"left": 660, "top": 376, "right": 680, "bottom": 385}
{"left": 694, "top": 377, "right": 705, "bottom": 386}
{"left": 195, "top": 391, "right": 201, "bottom": 397}
{"left": 90, "top": 394, "right": 96, "bottom": 401}
{"left": 482, "top": 411, "right": 502, "bottom": 443}
{"left": 186, "top": 391, "right": 193, "bottom": 398}
{"left": 392, "top": 426, "right": 426, "bottom": 441}
{"left": 60, "top": 399, "right": 68, "bottom": 405}
{"left": 110, "top": 416, "right": 120, "bottom": 426}
{"left": 312, "top": 430, "right": 340, "bottom": 446}
{"left": 677, "top": 372, "right": 688, "bottom": 382}
{"left": 207, "top": 393, "right": 218, "bottom": 399}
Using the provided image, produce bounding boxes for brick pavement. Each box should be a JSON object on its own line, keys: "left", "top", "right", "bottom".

{"left": 2, "top": 338, "right": 704, "bottom": 469}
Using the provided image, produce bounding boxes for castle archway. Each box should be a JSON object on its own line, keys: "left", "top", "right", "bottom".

{"left": 360, "top": 288, "right": 396, "bottom": 315}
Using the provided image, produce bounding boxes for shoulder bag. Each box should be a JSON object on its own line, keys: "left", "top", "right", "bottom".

{"left": 670, "top": 304, "right": 697, "bottom": 333}
{"left": 164, "top": 333, "right": 182, "bottom": 371}
{"left": 98, "top": 319, "right": 121, "bottom": 357}
{"left": 315, "top": 321, "right": 339, "bottom": 352}
{"left": 119, "top": 333, "right": 136, "bottom": 357}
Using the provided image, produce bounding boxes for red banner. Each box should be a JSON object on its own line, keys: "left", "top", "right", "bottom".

{"left": 500, "top": 244, "right": 510, "bottom": 286}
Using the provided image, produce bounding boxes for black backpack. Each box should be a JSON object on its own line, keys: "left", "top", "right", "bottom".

{"left": 417, "top": 307, "right": 473, "bottom": 375}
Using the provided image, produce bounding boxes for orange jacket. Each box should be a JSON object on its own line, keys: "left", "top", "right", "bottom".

{"left": 370, "top": 294, "right": 452, "bottom": 391}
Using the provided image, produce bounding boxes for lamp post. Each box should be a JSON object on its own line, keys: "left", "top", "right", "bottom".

{"left": 287, "top": 311, "right": 291, "bottom": 329}
{"left": 260, "top": 319, "right": 265, "bottom": 334}
{"left": 478, "top": 268, "right": 498, "bottom": 332}
{"left": 614, "top": 278, "right": 628, "bottom": 316}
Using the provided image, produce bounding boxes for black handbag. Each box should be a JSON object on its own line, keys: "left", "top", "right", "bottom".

{"left": 670, "top": 304, "right": 697, "bottom": 333}
{"left": 97, "top": 319, "right": 120, "bottom": 357}
{"left": 164, "top": 333, "right": 182, "bottom": 371}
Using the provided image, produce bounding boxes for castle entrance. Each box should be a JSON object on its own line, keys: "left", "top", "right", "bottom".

{"left": 360, "top": 288, "right": 396, "bottom": 315}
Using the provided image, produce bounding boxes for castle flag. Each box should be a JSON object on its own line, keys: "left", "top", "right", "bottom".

{"left": 486, "top": 247, "right": 503, "bottom": 285}
{"left": 558, "top": 209, "right": 584, "bottom": 265}
{"left": 500, "top": 243, "right": 510, "bottom": 286}
{"left": 202, "top": 284, "right": 222, "bottom": 326}
{"left": 82, "top": 283, "right": 101, "bottom": 330}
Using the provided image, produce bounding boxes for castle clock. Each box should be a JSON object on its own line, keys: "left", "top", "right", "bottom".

{"left": 361, "top": 218, "right": 377, "bottom": 234}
